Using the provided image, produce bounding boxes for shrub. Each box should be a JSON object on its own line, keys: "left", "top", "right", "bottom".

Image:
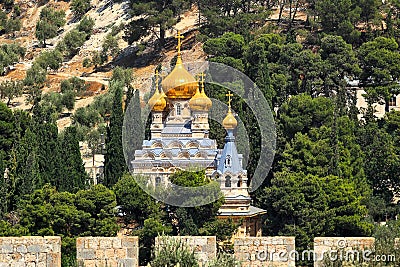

{"left": 150, "top": 236, "right": 199, "bottom": 267}
{"left": 207, "top": 253, "right": 241, "bottom": 267}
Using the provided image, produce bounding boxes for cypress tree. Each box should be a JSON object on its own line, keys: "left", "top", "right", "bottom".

{"left": 124, "top": 89, "right": 143, "bottom": 163}
{"left": 59, "top": 126, "right": 88, "bottom": 192}
{"left": 0, "top": 151, "right": 8, "bottom": 218}
{"left": 104, "top": 81, "right": 127, "bottom": 187}
{"left": 34, "top": 123, "right": 61, "bottom": 186}
{"left": 14, "top": 128, "right": 42, "bottom": 198}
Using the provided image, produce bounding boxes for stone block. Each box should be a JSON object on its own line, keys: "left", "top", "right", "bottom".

{"left": 99, "top": 238, "right": 112, "bottom": 249}
{"left": 1, "top": 245, "right": 13, "bottom": 254}
{"left": 77, "top": 237, "right": 139, "bottom": 267}
{"left": 112, "top": 238, "right": 122, "bottom": 249}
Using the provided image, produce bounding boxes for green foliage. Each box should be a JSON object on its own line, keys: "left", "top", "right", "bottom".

{"left": 57, "top": 29, "right": 86, "bottom": 58}
{"left": 199, "top": 0, "right": 269, "bottom": 38}
{"left": 61, "top": 77, "right": 87, "bottom": 96}
{"left": 35, "top": 7, "right": 66, "bottom": 47}
{"left": 0, "top": 80, "right": 23, "bottom": 106}
{"left": 0, "top": 102, "right": 15, "bottom": 152}
{"left": 17, "top": 185, "right": 119, "bottom": 263}
{"left": 90, "top": 51, "right": 102, "bottom": 68}
{"left": 358, "top": 37, "right": 400, "bottom": 110}
{"left": 315, "top": 0, "right": 361, "bottom": 43}
{"left": 203, "top": 32, "right": 245, "bottom": 59}
{"left": 259, "top": 171, "right": 373, "bottom": 266}
{"left": 0, "top": 9, "right": 21, "bottom": 34}
{"left": 0, "top": 220, "right": 28, "bottom": 236}
{"left": 91, "top": 91, "right": 114, "bottom": 120}
{"left": 73, "top": 106, "right": 101, "bottom": 127}
{"left": 168, "top": 170, "right": 226, "bottom": 237}
{"left": 0, "top": 0, "right": 14, "bottom": 10}
{"left": 134, "top": 217, "right": 172, "bottom": 266}
{"left": 104, "top": 81, "right": 127, "bottom": 187}
{"left": 58, "top": 126, "right": 88, "bottom": 192}
{"left": 111, "top": 67, "right": 133, "bottom": 88}
{"left": 24, "top": 63, "right": 47, "bottom": 87}
{"left": 77, "top": 16, "right": 95, "bottom": 38}
{"left": 34, "top": 49, "right": 63, "bottom": 71}
{"left": 82, "top": 57, "right": 92, "bottom": 68}
{"left": 125, "top": 0, "right": 190, "bottom": 46}
{"left": 71, "top": 0, "right": 90, "bottom": 18}
{"left": 358, "top": 119, "right": 400, "bottom": 202}
{"left": 114, "top": 173, "right": 163, "bottom": 224}
{"left": 199, "top": 218, "right": 239, "bottom": 242}
{"left": 278, "top": 94, "right": 334, "bottom": 141}
{"left": 150, "top": 236, "right": 199, "bottom": 267}
{"left": 101, "top": 33, "right": 120, "bottom": 60}
{"left": 40, "top": 92, "right": 66, "bottom": 114}
{"left": 207, "top": 253, "right": 241, "bottom": 267}
{"left": 32, "top": 122, "right": 61, "bottom": 186}
{"left": 0, "top": 43, "right": 25, "bottom": 76}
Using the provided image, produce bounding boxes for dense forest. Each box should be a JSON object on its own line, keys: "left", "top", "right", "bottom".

{"left": 1, "top": 0, "right": 400, "bottom": 266}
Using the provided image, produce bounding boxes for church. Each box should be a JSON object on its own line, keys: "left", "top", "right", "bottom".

{"left": 131, "top": 31, "right": 266, "bottom": 238}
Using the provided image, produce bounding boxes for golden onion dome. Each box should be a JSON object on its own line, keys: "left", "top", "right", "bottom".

{"left": 161, "top": 31, "right": 198, "bottom": 99}
{"left": 161, "top": 56, "right": 198, "bottom": 99}
{"left": 153, "top": 91, "right": 167, "bottom": 111}
{"left": 189, "top": 75, "right": 212, "bottom": 111}
{"left": 148, "top": 71, "right": 166, "bottom": 111}
{"left": 222, "top": 107, "right": 238, "bottom": 129}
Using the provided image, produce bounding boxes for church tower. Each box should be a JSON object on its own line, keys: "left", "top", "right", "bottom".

{"left": 216, "top": 92, "right": 266, "bottom": 237}
{"left": 131, "top": 30, "right": 266, "bottom": 237}
{"left": 132, "top": 31, "right": 217, "bottom": 186}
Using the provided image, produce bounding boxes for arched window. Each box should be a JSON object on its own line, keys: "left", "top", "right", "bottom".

{"left": 155, "top": 177, "right": 161, "bottom": 186}
{"left": 225, "top": 176, "right": 231, "bottom": 188}
{"left": 225, "top": 155, "right": 231, "bottom": 167}
{"left": 237, "top": 176, "right": 242, "bottom": 188}
{"left": 176, "top": 103, "right": 182, "bottom": 115}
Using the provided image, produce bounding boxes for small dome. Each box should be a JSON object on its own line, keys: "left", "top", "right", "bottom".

{"left": 189, "top": 82, "right": 212, "bottom": 112}
{"left": 148, "top": 89, "right": 166, "bottom": 111}
{"left": 222, "top": 108, "right": 237, "bottom": 129}
{"left": 161, "top": 56, "right": 198, "bottom": 99}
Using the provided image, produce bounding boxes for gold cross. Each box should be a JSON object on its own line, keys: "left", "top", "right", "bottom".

{"left": 226, "top": 91, "right": 233, "bottom": 108}
{"left": 198, "top": 73, "right": 206, "bottom": 92}
{"left": 198, "top": 72, "right": 206, "bottom": 82}
{"left": 175, "top": 30, "right": 184, "bottom": 54}
{"left": 155, "top": 69, "right": 160, "bottom": 92}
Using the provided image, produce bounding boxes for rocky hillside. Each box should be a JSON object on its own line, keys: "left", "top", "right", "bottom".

{"left": 0, "top": 0, "right": 205, "bottom": 129}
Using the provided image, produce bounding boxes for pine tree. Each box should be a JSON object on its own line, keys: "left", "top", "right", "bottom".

{"left": 104, "top": 81, "right": 127, "bottom": 187}
{"left": 59, "top": 126, "right": 88, "bottom": 192}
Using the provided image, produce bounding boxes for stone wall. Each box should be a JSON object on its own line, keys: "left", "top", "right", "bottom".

{"left": 234, "top": 237, "right": 296, "bottom": 267}
{"left": 0, "top": 236, "right": 61, "bottom": 267}
{"left": 154, "top": 236, "right": 216, "bottom": 265}
{"left": 76, "top": 236, "right": 139, "bottom": 267}
{"left": 314, "top": 237, "right": 375, "bottom": 267}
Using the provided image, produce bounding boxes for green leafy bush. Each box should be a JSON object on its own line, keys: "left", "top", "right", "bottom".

{"left": 207, "top": 253, "right": 241, "bottom": 267}
{"left": 150, "top": 236, "right": 199, "bottom": 267}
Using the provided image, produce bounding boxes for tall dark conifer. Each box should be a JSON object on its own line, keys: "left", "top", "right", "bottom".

{"left": 0, "top": 151, "right": 8, "bottom": 218}
{"left": 59, "top": 126, "right": 88, "bottom": 192}
{"left": 104, "top": 81, "right": 127, "bottom": 187}
{"left": 34, "top": 123, "right": 61, "bottom": 186}
{"left": 123, "top": 89, "right": 143, "bottom": 164}
{"left": 14, "top": 128, "right": 41, "bottom": 198}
